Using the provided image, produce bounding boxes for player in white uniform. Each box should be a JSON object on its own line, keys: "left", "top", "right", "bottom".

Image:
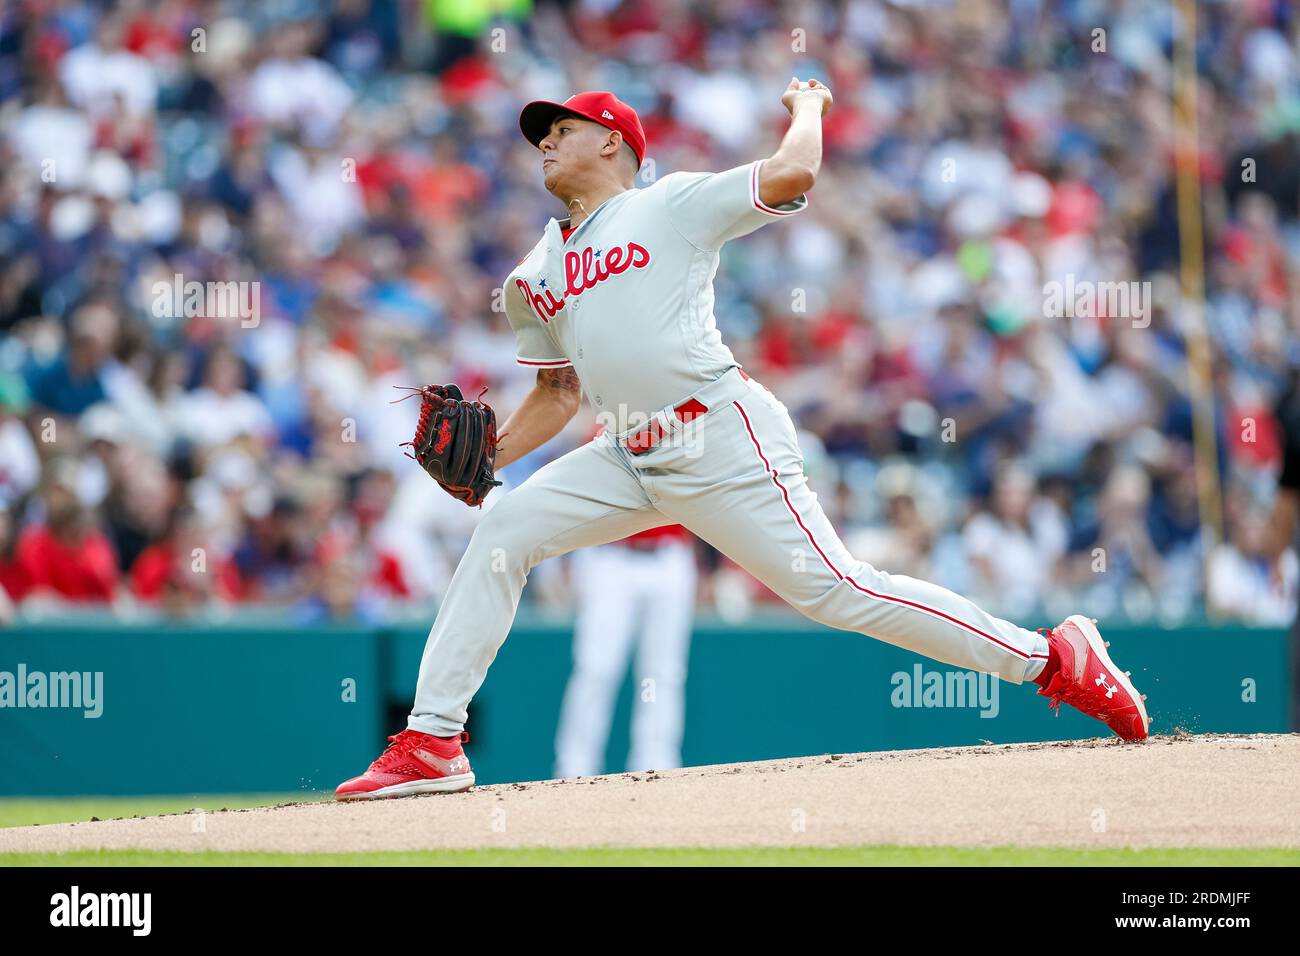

{"left": 554, "top": 525, "right": 697, "bottom": 778}
{"left": 337, "top": 81, "right": 1151, "bottom": 800}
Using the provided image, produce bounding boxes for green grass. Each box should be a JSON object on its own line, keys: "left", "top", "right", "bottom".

{"left": 2, "top": 846, "right": 1298, "bottom": 867}
{"left": 0, "top": 795, "right": 326, "bottom": 829}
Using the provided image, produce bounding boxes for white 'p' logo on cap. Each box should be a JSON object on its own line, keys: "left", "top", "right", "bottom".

{"left": 602, "top": 110, "right": 614, "bottom": 120}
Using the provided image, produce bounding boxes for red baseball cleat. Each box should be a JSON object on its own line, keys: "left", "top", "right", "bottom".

{"left": 1037, "top": 615, "right": 1150, "bottom": 741}
{"left": 335, "top": 729, "right": 475, "bottom": 801}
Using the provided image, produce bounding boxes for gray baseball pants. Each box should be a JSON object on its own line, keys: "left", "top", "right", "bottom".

{"left": 408, "top": 367, "right": 1050, "bottom": 736}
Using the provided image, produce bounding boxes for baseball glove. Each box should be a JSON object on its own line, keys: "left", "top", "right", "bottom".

{"left": 393, "top": 383, "right": 502, "bottom": 507}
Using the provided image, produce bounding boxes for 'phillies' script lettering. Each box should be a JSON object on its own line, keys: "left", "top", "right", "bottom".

{"left": 516, "top": 278, "right": 564, "bottom": 323}
{"left": 565, "top": 242, "right": 651, "bottom": 296}
{"left": 517, "top": 242, "right": 652, "bottom": 323}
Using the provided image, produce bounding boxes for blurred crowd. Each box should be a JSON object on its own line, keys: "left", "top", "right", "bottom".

{"left": 1, "top": 0, "right": 1298, "bottom": 626}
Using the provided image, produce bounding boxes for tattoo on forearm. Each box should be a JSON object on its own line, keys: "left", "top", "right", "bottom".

{"left": 538, "top": 366, "right": 581, "bottom": 393}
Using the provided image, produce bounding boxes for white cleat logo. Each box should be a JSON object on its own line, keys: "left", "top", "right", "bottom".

{"left": 1095, "top": 672, "right": 1119, "bottom": 699}
{"left": 449, "top": 756, "right": 469, "bottom": 773}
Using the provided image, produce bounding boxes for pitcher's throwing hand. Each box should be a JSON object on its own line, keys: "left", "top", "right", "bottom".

{"left": 781, "top": 77, "right": 833, "bottom": 116}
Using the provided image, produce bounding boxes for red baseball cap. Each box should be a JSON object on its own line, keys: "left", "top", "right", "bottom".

{"left": 519, "top": 91, "right": 646, "bottom": 166}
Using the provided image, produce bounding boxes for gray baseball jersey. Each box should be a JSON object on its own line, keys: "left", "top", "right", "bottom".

{"left": 504, "top": 160, "right": 805, "bottom": 432}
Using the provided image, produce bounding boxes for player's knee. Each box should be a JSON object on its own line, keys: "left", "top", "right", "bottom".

{"left": 790, "top": 561, "right": 895, "bottom": 628}
{"left": 797, "top": 602, "right": 837, "bottom": 628}
{"left": 789, "top": 583, "right": 847, "bottom": 628}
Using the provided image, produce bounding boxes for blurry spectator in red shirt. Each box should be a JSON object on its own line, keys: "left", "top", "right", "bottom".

{"left": 15, "top": 471, "right": 119, "bottom": 604}
{"left": 311, "top": 469, "right": 410, "bottom": 603}
{"left": 0, "top": 502, "right": 30, "bottom": 619}
{"left": 130, "top": 505, "right": 241, "bottom": 613}
{"left": 352, "top": 469, "right": 410, "bottom": 599}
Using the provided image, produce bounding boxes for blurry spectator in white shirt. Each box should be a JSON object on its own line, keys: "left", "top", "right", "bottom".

{"left": 58, "top": 14, "right": 157, "bottom": 119}
{"left": 0, "top": 374, "right": 39, "bottom": 509}
{"left": 963, "top": 461, "right": 1069, "bottom": 618}
{"left": 245, "top": 20, "right": 354, "bottom": 144}
{"left": 177, "top": 347, "right": 274, "bottom": 450}
{"left": 1209, "top": 498, "right": 1299, "bottom": 626}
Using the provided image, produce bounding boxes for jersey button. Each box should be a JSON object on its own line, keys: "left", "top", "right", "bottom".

{"left": 578, "top": 348, "right": 584, "bottom": 358}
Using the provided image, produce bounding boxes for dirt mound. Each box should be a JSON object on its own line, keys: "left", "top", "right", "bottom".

{"left": 2, "top": 734, "right": 1296, "bottom": 854}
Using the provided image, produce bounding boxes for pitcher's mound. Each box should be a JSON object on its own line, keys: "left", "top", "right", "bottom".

{"left": 2, "top": 733, "right": 1296, "bottom": 854}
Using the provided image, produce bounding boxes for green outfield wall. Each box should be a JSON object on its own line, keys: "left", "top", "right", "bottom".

{"left": 0, "top": 616, "right": 1289, "bottom": 796}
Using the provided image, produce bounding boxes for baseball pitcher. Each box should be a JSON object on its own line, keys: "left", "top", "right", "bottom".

{"left": 337, "top": 80, "right": 1150, "bottom": 799}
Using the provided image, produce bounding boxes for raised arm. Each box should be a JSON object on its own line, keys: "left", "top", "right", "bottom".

{"left": 759, "top": 78, "right": 833, "bottom": 209}
{"left": 493, "top": 366, "right": 583, "bottom": 469}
